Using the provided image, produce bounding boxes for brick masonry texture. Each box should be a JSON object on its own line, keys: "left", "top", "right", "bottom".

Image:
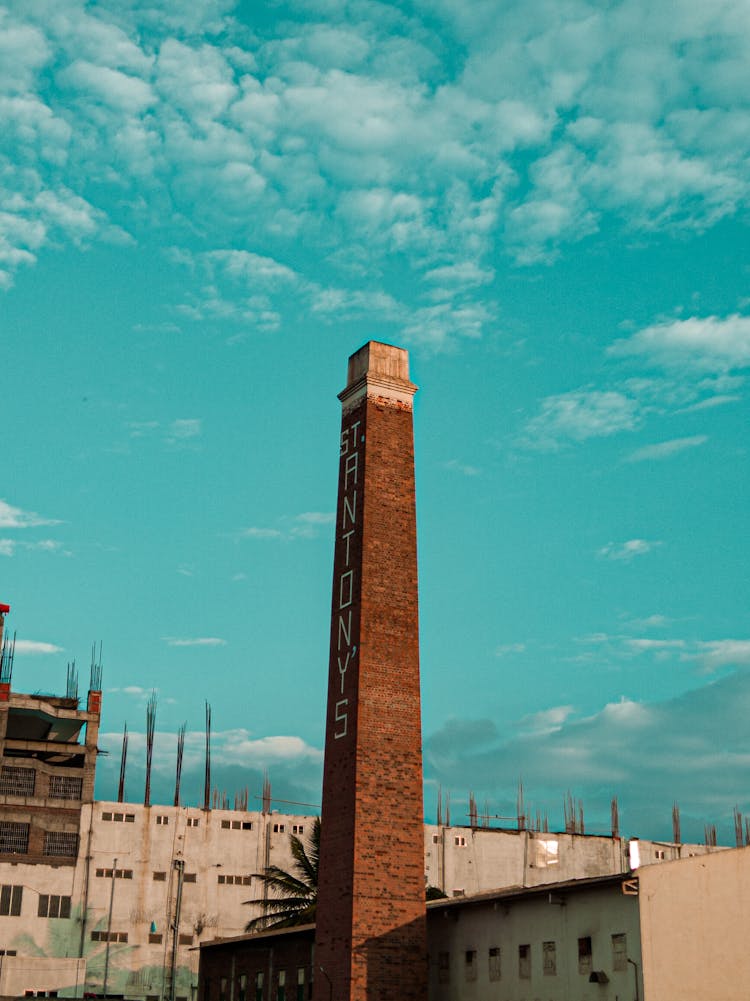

{"left": 314, "top": 346, "right": 427, "bottom": 1001}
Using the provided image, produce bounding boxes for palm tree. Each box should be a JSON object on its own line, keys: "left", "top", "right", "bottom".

{"left": 244, "top": 817, "right": 320, "bottom": 932}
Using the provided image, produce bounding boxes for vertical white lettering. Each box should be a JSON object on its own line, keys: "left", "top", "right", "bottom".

{"left": 343, "top": 490, "right": 357, "bottom": 530}
{"left": 344, "top": 452, "right": 358, "bottom": 488}
{"left": 339, "top": 570, "right": 354, "bottom": 609}
{"left": 338, "top": 610, "right": 351, "bottom": 651}
{"left": 340, "top": 429, "right": 349, "bottom": 456}
{"left": 337, "top": 651, "right": 351, "bottom": 693}
{"left": 350, "top": 421, "right": 361, "bottom": 447}
{"left": 341, "top": 529, "right": 355, "bottom": 566}
{"left": 334, "top": 699, "right": 348, "bottom": 739}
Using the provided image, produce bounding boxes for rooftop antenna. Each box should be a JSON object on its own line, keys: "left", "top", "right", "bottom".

{"left": 445, "top": 791, "right": 451, "bottom": 827}
{"left": 468, "top": 791, "right": 478, "bottom": 829}
{"left": 66, "top": 660, "right": 79, "bottom": 701}
{"left": 436, "top": 786, "right": 443, "bottom": 828}
{"left": 144, "top": 692, "right": 157, "bottom": 808}
{"left": 516, "top": 779, "right": 526, "bottom": 831}
{"left": 203, "top": 702, "right": 211, "bottom": 811}
{"left": 117, "top": 724, "right": 128, "bottom": 803}
{"left": 262, "top": 771, "right": 272, "bottom": 814}
{"left": 0, "top": 630, "right": 16, "bottom": 686}
{"left": 89, "top": 642, "right": 103, "bottom": 692}
{"left": 734, "top": 807, "right": 744, "bottom": 849}
{"left": 174, "top": 723, "right": 186, "bottom": 807}
{"left": 610, "top": 797, "right": 620, "bottom": 839}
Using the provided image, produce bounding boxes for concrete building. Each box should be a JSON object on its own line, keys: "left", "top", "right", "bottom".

{"left": 200, "top": 845, "right": 750, "bottom": 1001}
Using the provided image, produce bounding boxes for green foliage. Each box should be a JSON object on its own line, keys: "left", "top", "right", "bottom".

{"left": 244, "top": 817, "right": 320, "bottom": 932}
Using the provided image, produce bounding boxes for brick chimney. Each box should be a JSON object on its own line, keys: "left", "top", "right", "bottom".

{"left": 313, "top": 342, "right": 427, "bottom": 1001}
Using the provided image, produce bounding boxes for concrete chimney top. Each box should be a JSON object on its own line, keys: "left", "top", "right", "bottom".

{"left": 340, "top": 341, "right": 417, "bottom": 409}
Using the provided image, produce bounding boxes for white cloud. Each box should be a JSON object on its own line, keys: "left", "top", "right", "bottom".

{"left": 598, "top": 539, "right": 661, "bottom": 561}
{"left": 239, "top": 512, "right": 333, "bottom": 542}
{"left": 627, "top": 435, "right": 708, "bottom": 462}
{"left": 610, "top": 314, "right": 750, "bottom": 372}
{"left": 0, "top": 538, "right": 66, "bottom": 557}
{"left": 166, "top": 418, "right": 202, "bottom": 441}
{"left": 163, "top": 637, "right": 227, "bottom": 647}
{"left": 519, "top": 704, "right": 575, "bottom": 736}
{"left": 495, "top": 642, "right": 526, "bottom": 657}
{"left": 0, "top": 499, "right": 60, "bottom": 529}
{"left": 522, "top": 389, "right": 640, "bottom": 449}
{"left": 696, "top": 640, "right": 750, "bottom": 673}
{"left": 13, "top": 640, "right": 63, "bottom": 655}
{"left": 442, "top": 459, "right": 480, "bottom": 477}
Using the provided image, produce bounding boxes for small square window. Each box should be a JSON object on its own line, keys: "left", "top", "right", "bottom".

{"left": 519, "top": 944, "right": 531, "bottom": 979}
{"left": 242, "top": 821, "right": 252, "bottom": 830}
{"left": 125, "top": 814, "right": 135, "bottom": 823}
{"left": 221, "top": 820, "right": 230, "bottom": 829}
{"left": 578, "top": 936, "right": 592, "bottom": 976}
{"left": 488, "top": 947, "right": 501, "bottom": 982}
{"left": 612, "top": 933, "right": 627, "bottom": 972}
{"left": 464, "top": 950, "right": 477, "bottom": 982}
{"left": 232, "top": 821, "right": 241, "bottom": 830}
{"left": 102, "top": 812, "right": 112, "bottom": 821}
{"left": 543, "top": 940, "right": 557, "bottom": 976}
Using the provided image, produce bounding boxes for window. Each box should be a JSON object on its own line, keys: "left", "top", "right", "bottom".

{"left": 432, "top": 834, "right": 439, "bottom": 844}
{"left": 153, "top": 871, "right": 167, "bottom": 881}
{"left": 0, "top": 950, "right": 18, "bottom": 956}
{"left": 292, "top": 825, "right": 304, "bottom": 835}
{"left": 184, "top": 872, "right": 197, "bottom": 883}
{"left": 179, "top": 933, "right": 193, "bottom": 945}
{"left": 221, "top": 820, "right": 230, "bottom": 829}
{"left": 277, "top": 970, "right": 286, "bottom": 1001}
{"left": 156, "top": 815, "right": 169, "bottom": 825}
{"left": 654, "top": 848, "right": 666, "bottom": 860}
{"left": 219, "top": 978, "right": 228, "bottom": 1001}
{"left": 451, "top": 888, "right": 465, "bottom": 897}
{"left": 218, "top": 874, "right": 252, "bottom": 885}
{"left": 238, "top": 975, "right": 247, "bottom": 1001}
{"left": 255, "top": 972, "right": 263, "bottom": 1001}
{"left": 534, "top": 838, "right": 559, "bottom": 867}
{"left": 612, "top": 933, "right": 627, "bottom": 972}
{"left": 438, "top": 951, "right": 450, "bottom": 984}
{"left": 0, "top": 884, "right": 23, "bottom": 916}
{"left": 543, "top": 941, "right": 557, "bottom": 976}
{"left": 242, "top": 821, "right": 252, "bottom": 830}
{"left": 488, "top": 947, "right": 501, "bottom": 982}
{"left": 0, "top": 765, "right": 35, "bottom": 797}
{"left": 43, "top": 831, "right": 78, "bottom": 857}
{"left": 38, "top": 895, "right": 72, "bottom": 918}
{"left": 97, "top": 868, "right": 132, "bottom": 879}
{"left": 113, "top": 813, "right": 124, "bottom": 822}
{"left": 464, "top": 950, "right": 477, "bottom": 982}
{"left": 125, "top": 813, "right": 135, "bottom": 823}
{"left": 518, "top": 944, "right": 531, "bottom": 979}
{"left": 578, "top": 936, "right": 592, "bottom": 976}
{"left": 454, "top": 835, "right": 466, "bottom": 847}
{"left": 273, "top": 823, "right": 285, "bottom": 834}
{"left": 102, "top": 811, "right": 113, "bottom": 821}
{"left": 148, "top": 933, "right": 163, "bottom": 944}
{"left": 0, "top": 822, "right": 30, "bottom": 854}
{"left": 232, "top": 821, "right": 241, "bottom": 830}
{"left": 296, "top": 968, "right": 305, "bottom": 1001}
{"left": 187, "top": 817, "right": 200, "bottom": 827}
{"left": 91, "top": 931, "right": 128, "bottom": 943}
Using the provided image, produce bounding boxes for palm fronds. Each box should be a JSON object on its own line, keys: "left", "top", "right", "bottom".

{"left": 244, "top": 817, "right": 320, "bottom": 932}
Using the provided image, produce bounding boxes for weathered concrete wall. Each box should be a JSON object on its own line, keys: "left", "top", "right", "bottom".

{"left": 639, "top": 844, "right": 750, "bottom": 1000}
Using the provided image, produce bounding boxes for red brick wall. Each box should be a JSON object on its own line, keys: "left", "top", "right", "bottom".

{"left": 314, "top": 347, "right": 426, "bottom": 1001}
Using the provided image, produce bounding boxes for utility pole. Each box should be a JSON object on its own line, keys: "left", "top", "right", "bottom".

{"left": 102, "top": 858, "right": 117, "bottom": 999}
{"left": 166, "top": 859, "right": 185, "bottom": 1001}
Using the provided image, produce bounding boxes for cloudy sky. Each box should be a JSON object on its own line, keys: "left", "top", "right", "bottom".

{"left": 2, "top": 0, "right": 749, "bottom": 842}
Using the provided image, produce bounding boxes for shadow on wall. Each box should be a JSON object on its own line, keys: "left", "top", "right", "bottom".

{"left": 358, "top": 914, "right": 427, "bottom": 1001}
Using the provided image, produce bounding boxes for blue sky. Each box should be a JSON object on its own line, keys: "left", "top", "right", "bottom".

{"left": 2, "top": 0, "right": 749, "bottom": 842}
